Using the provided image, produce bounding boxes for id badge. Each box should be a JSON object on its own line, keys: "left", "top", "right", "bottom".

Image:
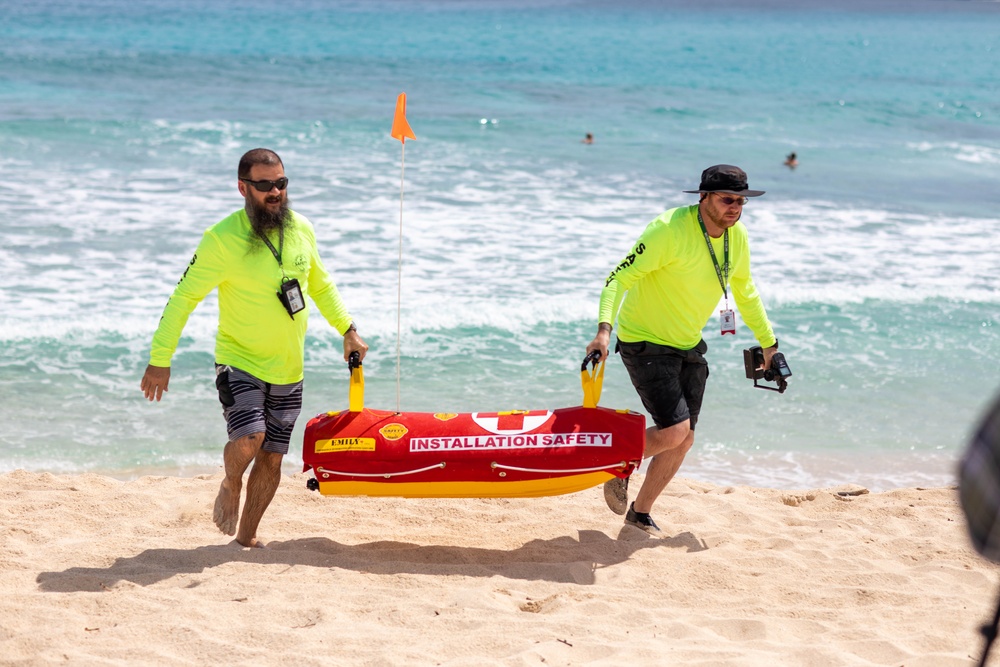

{"left": 720, "top": 309, "right": 736, "bottom": 335}
{"left": 278, "top": 278, "right": 306, "bottom": 318}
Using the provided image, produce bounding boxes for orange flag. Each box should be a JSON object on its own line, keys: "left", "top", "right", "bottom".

{"left": 390, "top": 93, "right": 416, "bottom": 143}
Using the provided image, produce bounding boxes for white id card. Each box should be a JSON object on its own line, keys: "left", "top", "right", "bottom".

{"left": 720, "top": 309, "right": 736, "bottom": 335}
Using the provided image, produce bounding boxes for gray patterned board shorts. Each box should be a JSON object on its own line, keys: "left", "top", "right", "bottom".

{"left": 214, "top": 365, "right": 303, "bottom": 455}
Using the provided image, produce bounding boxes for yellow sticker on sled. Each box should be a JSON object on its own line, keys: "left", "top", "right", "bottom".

{"left": 314, "top": 437, "right": 376, "bottom": 453}
{"left": 379, "top": 423, "right": 408, "bottom": 441}
{"left": 433, "top": 413, "right": 458, "bottom": 421}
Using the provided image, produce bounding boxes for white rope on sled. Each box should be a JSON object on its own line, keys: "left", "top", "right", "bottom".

{"left": 316, "top": 462, "right": 446, "bottom": 479}
{"left": 490, "top": 461, "right": 629, "bottom": 475}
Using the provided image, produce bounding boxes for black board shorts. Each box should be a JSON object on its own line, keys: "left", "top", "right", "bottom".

{"left": 617, "top": 339, "right": 709, "bottom": 430}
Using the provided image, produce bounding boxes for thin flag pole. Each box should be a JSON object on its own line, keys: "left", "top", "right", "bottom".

{"left": 395, "top": 140, "right": 405, "bottom": 413}
{"left": 390, "top": 92, "right": 416, "bottom": 414}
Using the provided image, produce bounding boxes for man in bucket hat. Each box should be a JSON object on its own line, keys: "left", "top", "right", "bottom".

{"left": 585, "top": 165, "right": 779, "bottom": 535}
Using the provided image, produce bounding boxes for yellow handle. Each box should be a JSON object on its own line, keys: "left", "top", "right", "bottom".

{"left": 581, "top": 356, "right": 605, "bottom": 408}
{"left": 348, "top": 353, "right": 364, "bottom": 412}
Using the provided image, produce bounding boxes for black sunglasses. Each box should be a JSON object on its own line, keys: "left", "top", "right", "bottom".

{"left": 240, "top": 177, "right": 288, "bottom": 192}
{"left": 715, "top": 194, "right": 748, "bottom": 206}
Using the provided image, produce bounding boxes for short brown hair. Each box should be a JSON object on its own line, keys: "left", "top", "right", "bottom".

{"left": 238, "top": 148, "right": 283, "bottom": 179}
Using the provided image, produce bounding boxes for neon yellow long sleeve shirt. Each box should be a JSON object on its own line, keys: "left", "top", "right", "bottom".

{"left": 598, "top": 205, "right": 775, "bottom": 350}
{"left": 149, "top": 209, "right": 354, "bottom": 384}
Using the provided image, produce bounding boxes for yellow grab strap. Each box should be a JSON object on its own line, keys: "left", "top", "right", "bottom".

{"left": 349, "top": 354, "right": 365, "bottom": 412}
{"left": 581, "top": 356, "right": 605, "bottom": 408}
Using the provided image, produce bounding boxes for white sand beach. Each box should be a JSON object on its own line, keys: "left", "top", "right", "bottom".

{"left": 2, "top": 470, "right": 997, "bottom": 666}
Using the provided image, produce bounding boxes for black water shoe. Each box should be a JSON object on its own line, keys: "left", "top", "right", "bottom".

{"left": 625, "top": 502, "right": 662, "bottom": 536}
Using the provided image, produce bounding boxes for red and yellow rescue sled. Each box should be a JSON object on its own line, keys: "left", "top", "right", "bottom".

{"left": 302, "top": 353, "right": 646, "bottom": 498}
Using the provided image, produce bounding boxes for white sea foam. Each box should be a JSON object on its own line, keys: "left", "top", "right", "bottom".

{"left": 746, "top": 200, "right": 999, "bottom": 304}
{"left": 1, "top": 136, "right": 997, "bottom": 348}
{"left": 686, "top": 442, "right": 959, "bottom": 492}
{"left": 906, "top": 140, "right": 1000, "bottom": 165}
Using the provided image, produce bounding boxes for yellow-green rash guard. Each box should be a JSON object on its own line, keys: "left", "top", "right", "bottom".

{"left": 598, "top": 204, "right": 776, "bottom": 350}
{"left": 149, "top": 209, "right": 354, "bottom": 385}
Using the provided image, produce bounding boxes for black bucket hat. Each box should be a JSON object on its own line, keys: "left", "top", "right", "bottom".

{"left": 683, "top": 164, "right": 765, "bottom": 197}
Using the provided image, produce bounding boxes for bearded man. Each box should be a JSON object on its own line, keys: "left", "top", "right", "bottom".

{"left": 140, "top": 148, "right": 367, "bottom": 548}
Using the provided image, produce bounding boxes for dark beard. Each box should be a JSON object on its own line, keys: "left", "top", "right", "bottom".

{"left": 246, "top": 195, "right": 291, "bottom": 253}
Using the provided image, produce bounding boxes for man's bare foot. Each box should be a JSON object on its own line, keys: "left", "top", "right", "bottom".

{"left": 213, "top": 479, "right": 240, "bottom": 535}
{"left": 237, "top": 536, "right": 266, "bottom": 549}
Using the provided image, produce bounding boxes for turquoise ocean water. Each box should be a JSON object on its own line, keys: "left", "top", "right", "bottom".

{"left": 1, "top": 0, "right": 998, "bottom": 491}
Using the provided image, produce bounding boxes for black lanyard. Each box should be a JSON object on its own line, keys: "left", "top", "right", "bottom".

{"left": 697, "top": 209, "right": 729, "bottom": 299}
{"left": 258, "top": 226, "right": 287, "bottom": 279}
